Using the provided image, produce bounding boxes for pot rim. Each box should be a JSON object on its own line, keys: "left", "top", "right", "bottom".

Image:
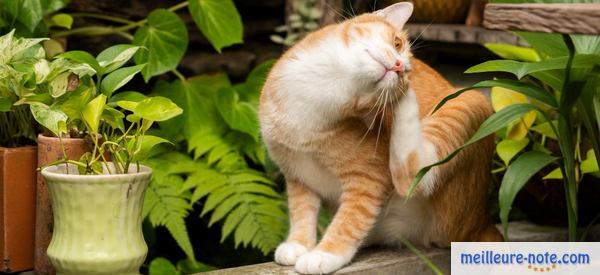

{"left": 41, "top": 162, "right": 152, "bottom": 182}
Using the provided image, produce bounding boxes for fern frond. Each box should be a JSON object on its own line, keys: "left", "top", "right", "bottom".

{"left": 193, "top": 168, "right": 287, "bottom": 254}
{"left": 143, "top": 155, "right": 195, "bottom": 260}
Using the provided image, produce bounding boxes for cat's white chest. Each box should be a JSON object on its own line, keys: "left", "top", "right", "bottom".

{"left": 292, "top": 152, "right": 343, "bottom": 202}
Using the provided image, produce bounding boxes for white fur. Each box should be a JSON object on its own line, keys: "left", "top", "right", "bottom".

{"left": 366, "top": 194, "right": 443, "bottom": 247}
{"left": 275, "top": 241, "right": 309, "bottom": 266}
{"left": 292, "top": 152, "right": 343, "bottom": 202}
{"left": 389, "top": 90, "right": 439, "bottom": 196}
{"left": 295, "top": 250, "right": 352, "bottom": 274}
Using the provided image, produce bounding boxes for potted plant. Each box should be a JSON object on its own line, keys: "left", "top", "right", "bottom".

{"left": 0, "top": 29, "right": 64, "bottom": 273}
{"left": 32, "top": 41, "right": 183, "bottom": 273}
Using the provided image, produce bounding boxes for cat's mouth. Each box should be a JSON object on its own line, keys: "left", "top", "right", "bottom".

{"left": 364, "top": 49, "right": 404, "bottom": 83}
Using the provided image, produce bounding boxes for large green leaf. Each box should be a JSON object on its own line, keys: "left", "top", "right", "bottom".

{"left": 82, "top": 94, "right": 106, "bottom": 133}
{"left": 516, "top": 32, "right": 567, "bottom": 58}
{"left": 56, "top": 85, "right": 93, "bottom": 120}
{"left": 55, "top": 51, "right": 101, "bottom": 73}
{"left": 433, "top": 79, "right": 557, "bottom": 114}
{"left": 133, "top": 9, "right": 188, "bottom": 82}
{"left": 499, "top": 151, "right": 557, "bottom": 239}
{"left": 215, "top": 87, "right": 260, "bottom": 141}
{"left": 29, "top": 103, "right": 67, "bottom": 136}
{"left": 133, "top": 96, "right": 183, "bottom": 122}
{"left": 188, "top": 0, "right": 243, "bottom": 52}
{"left": 409, "top": 104, "right": 538, "bottom": 196}
{"left": 484, "top": 43, "right": 540, "bottom": 62}
{"left": 16, "top": 0, "right": 43, "bottom": 32}
{"left": 100, "top": 64, "right": 145, "bottom": 97}
{"left": 466, "top": 54, "right": 600, "bottom": 79}
{"left": 96, "top": 44, "right": 141, "bottom": 74}
{"left": 155, "top": 74, "right": 231, "bottom": 139}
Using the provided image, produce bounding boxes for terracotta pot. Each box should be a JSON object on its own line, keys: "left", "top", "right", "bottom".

{"left": 381, "top": 0, "right": 471, "bottom": 24}
{"left": 41, "top": 163, "right": 151, "bottom": 275}
{"left": 0, "top": 146, "right": 37, "bottom": 273}
{"left": 35, "top": 135, "right": 87, "bottom": 275}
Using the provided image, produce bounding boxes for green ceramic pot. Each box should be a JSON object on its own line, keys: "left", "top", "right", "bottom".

{"left": 41, "top": 163, "right": 152, "bottom": 275}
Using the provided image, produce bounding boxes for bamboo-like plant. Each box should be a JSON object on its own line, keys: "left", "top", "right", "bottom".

{"left": 409, "top": 30, "right": 600, "bottom": 242}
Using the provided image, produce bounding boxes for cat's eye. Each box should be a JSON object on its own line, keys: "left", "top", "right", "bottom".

{"left": 394, "top": 37, "right": 404, "bottom": 51}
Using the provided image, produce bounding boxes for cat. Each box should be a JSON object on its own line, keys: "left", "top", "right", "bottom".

{"left": 258, "top": 2, "right": 503, "bottom": 274}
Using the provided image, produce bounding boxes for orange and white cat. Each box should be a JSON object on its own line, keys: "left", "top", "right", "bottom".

{"left": 259, "top": 2, "right": 503, "bottom": 274}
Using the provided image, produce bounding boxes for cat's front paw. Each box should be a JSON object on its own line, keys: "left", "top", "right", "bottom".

{"left": 274, "top": 242, "right": 309, "bottom": 266}
{"left": 294, "top": 250, "right": 349, "bottom": 274}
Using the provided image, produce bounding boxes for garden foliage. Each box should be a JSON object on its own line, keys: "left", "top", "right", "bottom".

{"left": 1, "top": 0, "right": 287, "bottom": 272}
{"left": 410, "top": 0, "right": 600, "bottom": 242}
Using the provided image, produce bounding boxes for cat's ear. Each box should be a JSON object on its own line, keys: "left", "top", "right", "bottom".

{"left": 374, "top": 2, "right": 413, "bottom": 29}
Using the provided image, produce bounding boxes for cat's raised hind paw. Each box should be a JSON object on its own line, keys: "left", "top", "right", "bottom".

{"left": 274, "top": 242, "right": 309, "bottom": 266}
{"left": 294, "top": 250, "right": 349, "bottom": 274}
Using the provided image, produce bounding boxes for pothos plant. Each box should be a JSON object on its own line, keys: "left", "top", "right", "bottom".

{"left": 409, "top": 3, "right": 600, "bottom": 242}
{"left": 0, "top": 30, "right": 183, "bottom": 173}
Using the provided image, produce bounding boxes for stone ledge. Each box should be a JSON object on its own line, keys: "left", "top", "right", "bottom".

{"left": 201, "top": 222, "right": 600, "bottom": 275}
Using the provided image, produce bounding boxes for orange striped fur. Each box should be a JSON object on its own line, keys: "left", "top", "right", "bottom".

{"left": 259, "top": 3, "right": 502, "bottom": 274}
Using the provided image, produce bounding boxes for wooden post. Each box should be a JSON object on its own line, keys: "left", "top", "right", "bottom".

{"left": 484, "top": 3, "right": 600, "bottom": 35}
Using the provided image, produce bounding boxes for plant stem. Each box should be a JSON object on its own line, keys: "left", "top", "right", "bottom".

{"left": 559, "top": 34, "right": 579, "bottom": 242}
{"left": 69, "top": 13, "right": 137, "bottom": 25}
{"left": 168, "top": 1, "right": 189, "bottom": 12}
{"left": 52, "top": 25, "right": 140, "bottom": 38}
{"left": 172, "top": 69, "right": 186, "bottom": 81}
{"left": 51, "top": 1, "right": 189, "bottom": 38}
{"left": 116, "top": 32, "right": 134, "bottom": 41}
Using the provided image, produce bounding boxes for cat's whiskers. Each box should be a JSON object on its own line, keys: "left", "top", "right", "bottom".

{"left": 373, "top": 88, "right": 389, "bottom": 155}
{"left": 408, "top": 23, "right": 432, "bottom": 48}
{"left": 358, "top": 88, "right": 387, "bottom": 145}
{"left": 348, "top": 0, "right": 357, "bottom": 17}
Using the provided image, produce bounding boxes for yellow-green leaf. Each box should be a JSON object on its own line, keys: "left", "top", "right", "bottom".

{"left": 581, "top": 149, "right": 599, "bottom": 174}
{"left": 82, "top": 94, "right": 107, "bottom": 133}
{"left": 491, "top": 86, "right": 536, "bottom": 140}
{"left": 543, "top": 167, "right": 563, "bottom": 180}
{"left": 496, "top": 138, "right": 529, "bottom": 166}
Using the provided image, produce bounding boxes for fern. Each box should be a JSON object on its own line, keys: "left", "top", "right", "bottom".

{"left": 143, "top": 154, "right": 197, "bottom": 260}
{"left": 151, "top": 60, "right": 285, "bottom": 255}
{"left": 183, "top": 138, "right": 287, "bottom": 254}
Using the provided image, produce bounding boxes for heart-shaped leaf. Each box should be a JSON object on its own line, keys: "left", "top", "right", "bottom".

{"left": 30, "top": 103, "right": 67, "bottom": 136}
{"left": 134, "top": 96, "right": 183, "bottom": 122}
{"left": 188, "top": 0, "right": 243, "bottom": 52}
{"left": 96, "top": 44, "right": 142, "bottom": 74}
{"left": 215, "top": 87, "right": 259, "bottom": 141}
{"left": 100, "top": 64, "right": 145, "bottom": 97}
{"left": 56, "top": 50, "right": 101, "bottom": 73}
{"left": 133, "top": 9, "right": 188, "bottom": 82}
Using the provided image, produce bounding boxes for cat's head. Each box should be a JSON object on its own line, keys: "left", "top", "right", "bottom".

{"left": 271, "top": 2, "right": 414, "bottom": 117}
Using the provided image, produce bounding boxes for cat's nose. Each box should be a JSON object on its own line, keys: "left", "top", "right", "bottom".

{"left": 390, "top": 60, "right": 404, "bottom": 73}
